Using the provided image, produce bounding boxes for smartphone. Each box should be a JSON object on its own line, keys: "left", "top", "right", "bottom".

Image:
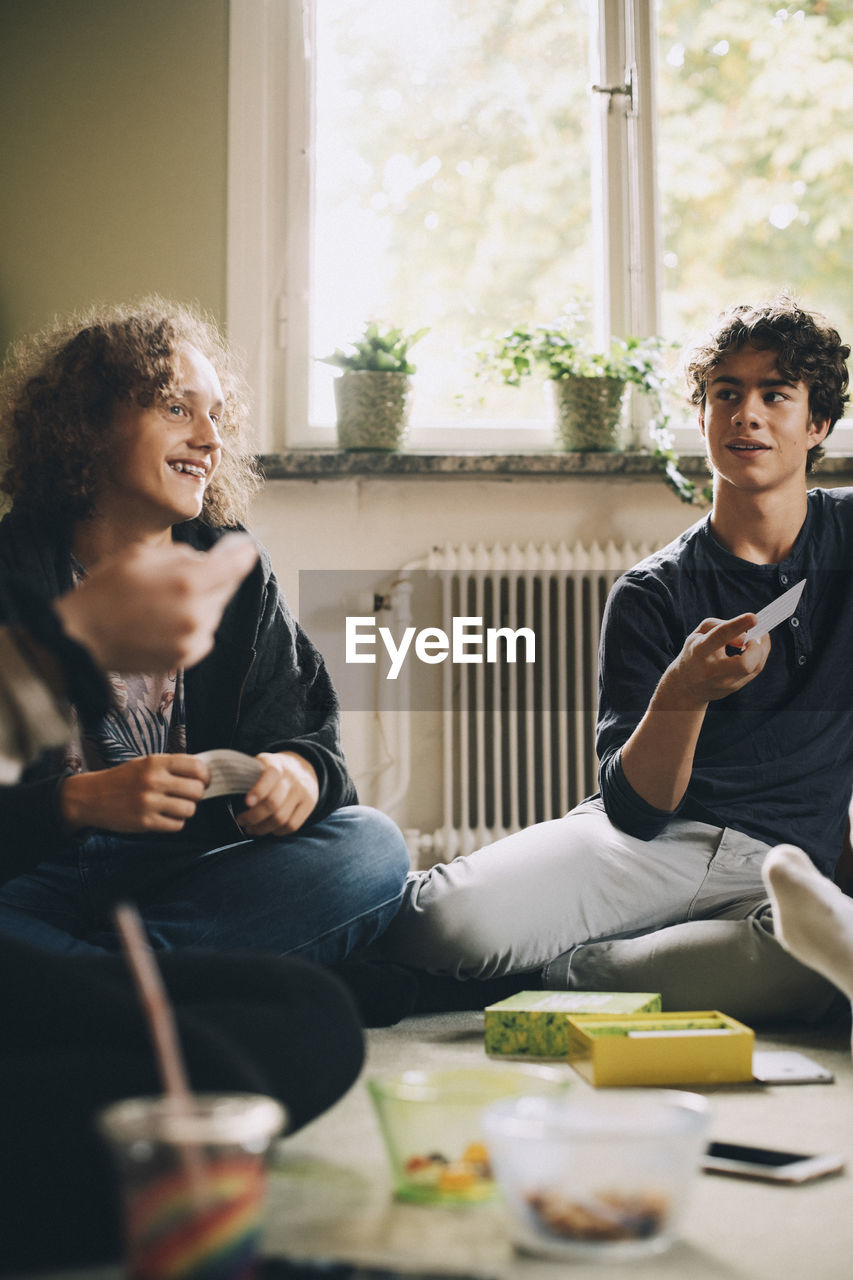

{"left": 703, "top": 1140, "right": 845, "bottom": 1184}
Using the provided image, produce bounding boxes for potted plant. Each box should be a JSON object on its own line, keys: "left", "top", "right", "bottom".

{"left": 477, "top": 307, "right": 706, "bottom": 503}
{"left": 319, "top": 321, "right": 429, "bottom": 451}
{"left": 476, "top": 307, "right": 663, "bottom": 451}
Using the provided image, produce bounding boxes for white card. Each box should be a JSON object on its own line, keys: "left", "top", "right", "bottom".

{"left": 196, "top": 748, "right": 264, "bottom": 800}
{"left": 742, "top": 578, "right": 806, "bottom": 643}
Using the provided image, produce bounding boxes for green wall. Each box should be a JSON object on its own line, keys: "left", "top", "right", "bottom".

{"left": 0, "top": 0, "right": 229, "bottom": 356}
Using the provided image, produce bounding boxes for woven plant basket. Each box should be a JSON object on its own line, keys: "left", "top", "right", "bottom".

{"left": 334, "top": 370, "right": 412, "bottom": 451}
{"left": 550, "top": 376, "right": 626, "bottom": 452}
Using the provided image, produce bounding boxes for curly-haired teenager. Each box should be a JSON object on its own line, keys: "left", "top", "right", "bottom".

{"left": 380, "top": 295, "right": 853, "bottom": 1026}
{"left": 0, "top": 298, "right": 409, "bottom": 964}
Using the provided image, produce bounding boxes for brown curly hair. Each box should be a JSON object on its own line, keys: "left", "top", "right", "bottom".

{"left": 0, "top": 296, "right": 260, "bottom": 526}
{"left": 683, "top": 295, "right": 850, "bottom": 474}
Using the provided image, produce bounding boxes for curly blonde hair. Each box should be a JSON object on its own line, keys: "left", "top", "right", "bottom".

{"left": 0, "top": 296, "right": 260, "bottom": 526}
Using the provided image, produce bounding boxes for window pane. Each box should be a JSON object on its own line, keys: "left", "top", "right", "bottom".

{"left": 657, "top": 1, "right": 853, "bottom": 348}
{"left": 312, "top": 0, "right": 594, "bottom": 428}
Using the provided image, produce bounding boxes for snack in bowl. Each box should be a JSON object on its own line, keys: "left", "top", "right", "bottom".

{"left": 368, "top": 1065, "right": 569, "bottom": 1204}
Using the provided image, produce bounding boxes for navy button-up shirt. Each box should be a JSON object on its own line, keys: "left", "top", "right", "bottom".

{"left": 598, "top": 487, "right": 853, "bottom": 875}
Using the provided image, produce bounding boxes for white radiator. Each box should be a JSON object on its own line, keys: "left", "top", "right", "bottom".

{"left": 394, "top": 541, "right": 656, "bottom": 863}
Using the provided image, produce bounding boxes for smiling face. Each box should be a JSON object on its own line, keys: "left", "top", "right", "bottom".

{"left": 699, "top": 344, "right": 830, "bottom": 501}
{"left": 95, "top": 343, "right": 224, "bottom": 538}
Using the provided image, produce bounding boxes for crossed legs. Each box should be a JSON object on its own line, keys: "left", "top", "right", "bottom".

{"left": 0, "top": 805, "right": 410, "bottom": 965}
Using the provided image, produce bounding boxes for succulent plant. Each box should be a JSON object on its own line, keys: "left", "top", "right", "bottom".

{"left": 319, "top": 321, "right": 429, "bottom": 375}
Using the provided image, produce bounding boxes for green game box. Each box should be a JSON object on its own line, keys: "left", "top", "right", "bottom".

{"left": 484, "top": 990, "right": 662, "bottom": 1058}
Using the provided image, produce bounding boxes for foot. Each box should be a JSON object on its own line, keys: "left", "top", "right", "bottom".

{"left": 762, "top": 844, "right": 853, "bottom": 1003}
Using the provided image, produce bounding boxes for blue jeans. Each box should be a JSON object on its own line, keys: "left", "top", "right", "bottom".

{"left": 0, "top": 805, "right": 410, "bottom": 964}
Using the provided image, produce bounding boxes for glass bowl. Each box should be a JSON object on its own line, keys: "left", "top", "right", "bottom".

{"left": 482, "top": 1089, "right": 709, "bottom": 1258}
{"left": 367, "top": 1064, "right": 569, "bottom": 1205}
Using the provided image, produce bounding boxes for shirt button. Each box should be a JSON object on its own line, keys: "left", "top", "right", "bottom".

{"left": 791, "top": 617, "right": 800, "bottom": 628}
{"left": 780, "top": 574, "right": 789, "bottom": 584}
{"left": 798, "top": 654, "right": 807, "bottom": 666}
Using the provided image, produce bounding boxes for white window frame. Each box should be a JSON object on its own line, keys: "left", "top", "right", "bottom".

{"left": 228, "top": 0, "right": 662, "bottom": 453}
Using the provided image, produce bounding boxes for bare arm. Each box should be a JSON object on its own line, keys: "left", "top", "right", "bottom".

{"left": 619, "top": 613, "right": 770, "bottom": 813}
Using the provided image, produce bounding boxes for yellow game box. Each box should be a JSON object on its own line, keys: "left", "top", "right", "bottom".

{"left": 484, "top": 991, "right": 661, "bottom": 1058}
{"left": 563, "top": 1010, "right": 754, "bottom": 1086}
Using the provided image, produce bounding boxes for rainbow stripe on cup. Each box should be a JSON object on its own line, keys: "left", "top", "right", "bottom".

{"left": 123, "top": 1153, "right": 266, "bottom": 1280}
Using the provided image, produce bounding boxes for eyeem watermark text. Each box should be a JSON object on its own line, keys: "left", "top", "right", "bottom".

{"left": 346, "top": 615, "right": 536, "bottom": 680}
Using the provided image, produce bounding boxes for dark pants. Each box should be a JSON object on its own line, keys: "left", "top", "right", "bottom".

{"left": 0, "top": 940, "right": 365, "bottom": 1275}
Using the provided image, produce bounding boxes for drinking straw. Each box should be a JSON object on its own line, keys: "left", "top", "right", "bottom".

{"left": 113, "top": 901, "right": 209, "bottom": 1203}
{"left": 114, "top": 902, "right": 193, "bottom": 1100}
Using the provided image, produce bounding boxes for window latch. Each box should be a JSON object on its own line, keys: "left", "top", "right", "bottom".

{"left": 591, "top": 66, "right": 636, "bottom": 116}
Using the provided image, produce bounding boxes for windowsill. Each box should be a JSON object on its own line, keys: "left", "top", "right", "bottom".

{"left": 259, "top": 449, "right": 853, "bottom": 480}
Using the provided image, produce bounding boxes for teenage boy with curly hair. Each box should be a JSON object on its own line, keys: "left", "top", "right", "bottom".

{"left": 0, "top": 297, "right": 409, "bottom": 962}
{"left": 381, "top": 295, "right": 853, "bottom": 1025}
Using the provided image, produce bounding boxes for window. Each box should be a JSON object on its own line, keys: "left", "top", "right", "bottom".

{"left": 657, "top": 1, "right": 853, "bottom": 347}
{"left": 228, "top": 1, "right": 853, "bottom": 453}
{"left": 309, "top": 0, "right": 597, "bottom": 436}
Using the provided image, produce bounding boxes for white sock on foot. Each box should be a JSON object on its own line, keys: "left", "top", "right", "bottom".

{"left": 762, "top": 844, "right": 853, "bottom": 1004}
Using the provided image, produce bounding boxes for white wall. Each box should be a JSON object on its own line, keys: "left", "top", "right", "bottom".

{"left": 249, "top": 473, "right": 700, "bottom": 601}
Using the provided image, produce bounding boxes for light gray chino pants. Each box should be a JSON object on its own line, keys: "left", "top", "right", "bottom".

{"left": 380, "top": 798, "right": 840, "bottom": 1025}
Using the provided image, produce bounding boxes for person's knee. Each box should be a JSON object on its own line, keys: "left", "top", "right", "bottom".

{"left": 182, "top": 957, "right": 366, "bottom": 1130}
{"left": 330, "top": 805, "right": 411, "bottom": 894}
